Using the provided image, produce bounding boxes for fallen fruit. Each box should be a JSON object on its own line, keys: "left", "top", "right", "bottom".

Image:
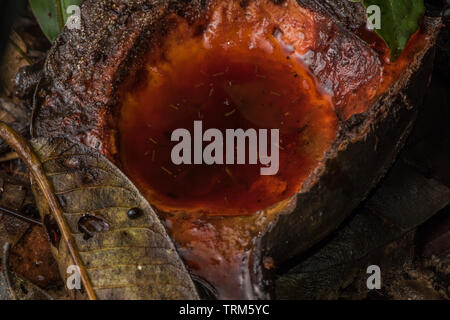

{"left": 30, "top": 0, "right": 441, "bottom": 299}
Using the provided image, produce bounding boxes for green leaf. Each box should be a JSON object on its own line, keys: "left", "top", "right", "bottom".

{"left": 29, "top": 0, "right": 82, "bottom": 43}
{"left": 354, "top": 0, "right": 425, "bottom": 59}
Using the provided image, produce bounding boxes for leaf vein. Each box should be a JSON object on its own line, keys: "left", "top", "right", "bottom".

{"left": 55, "top": 185, "right": 134, "bottom": 196}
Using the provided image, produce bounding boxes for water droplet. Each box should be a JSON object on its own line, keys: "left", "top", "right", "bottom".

{"left": 127, "top": 208, "right": 142, "bottom": 219}
{"left": 62, "top": 157, "right": 81, "bottom": 169}
{"left": 78, "top": 214, "right": 110, "bottom": 240}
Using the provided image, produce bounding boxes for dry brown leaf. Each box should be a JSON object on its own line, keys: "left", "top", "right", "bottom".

{"left": 0, "top": 123, "right": 199, "bottom": 300}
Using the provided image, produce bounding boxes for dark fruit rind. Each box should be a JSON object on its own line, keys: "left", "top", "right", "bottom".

{"left": 31, "top": 0, "right": 441, "bottom": 299}
{"left": 262, "top": 29, "right": 438, "bottom": 266}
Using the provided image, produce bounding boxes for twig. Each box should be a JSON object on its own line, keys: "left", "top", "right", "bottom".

{"left": 8, "top": 37, "right": 32, "bottom": 65}
{"left": 2, "top": 243, "right": 16, "bottom": 300}
{"left": 30, "top": 79, "right": 42, "bottom": 138}
{"left": 0, "top": 122, "right": 97, "bottom": 300}
{"left": 0, "top": 206, "right": 43, "bottom": 226}
{"left": 0, "top": 152, "right": 19, "bottom": 163}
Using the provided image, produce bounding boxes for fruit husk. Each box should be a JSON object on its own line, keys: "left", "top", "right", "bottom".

{"left": 29, "top": 0, "right": 441, "bottom": 298}
{"left": 262, "top": 27, "right": 439, "bottom": 265}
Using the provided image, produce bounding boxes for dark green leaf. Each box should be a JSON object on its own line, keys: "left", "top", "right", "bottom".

{"left": 353, "top": 0, "right": 425, "bottom": 59}
{"left": 29, "top": 0, "right": 82, "bottom": 43}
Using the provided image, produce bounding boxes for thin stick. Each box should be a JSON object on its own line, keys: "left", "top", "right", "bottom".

{"left": 0, "top": 206, "right": 43, "bottom": 226}
{"left": 2, "top": 243, "right": 16, "bottom": 300}
{"left": 30, "top": 78, "right": 43, "bottom": 138}
{"left": 0, "top": 122, "right": 97, "bottom": 300}
{"left": 8, "top": 38, "right": 32, "bottom": 64}
{"left": 0, "top": 152, "right": 19, "bottom": 163}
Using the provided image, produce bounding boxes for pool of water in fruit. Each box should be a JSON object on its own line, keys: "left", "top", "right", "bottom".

{"left": 119, "top": 35, "right": 336, "bottom": 216}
